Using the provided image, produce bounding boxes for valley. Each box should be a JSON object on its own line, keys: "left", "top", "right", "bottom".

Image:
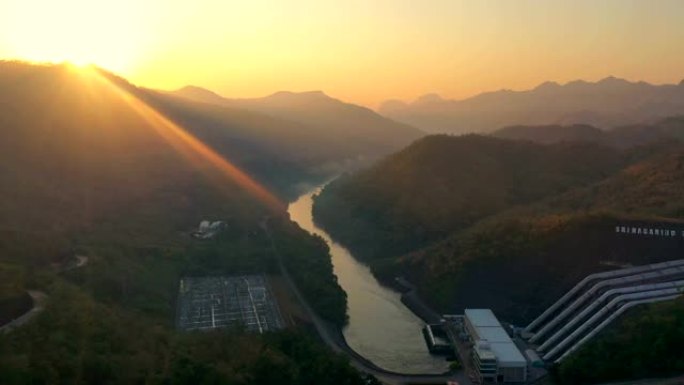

{"left": 1, "top": 43, "right": 684, "bottom": 385}
{"left": 313, "top": 130, "right": 684, "bottom": 384}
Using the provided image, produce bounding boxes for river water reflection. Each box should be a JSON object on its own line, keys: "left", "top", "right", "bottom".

{"left": 287, "top": 187, "right": 448, "bottom": 374}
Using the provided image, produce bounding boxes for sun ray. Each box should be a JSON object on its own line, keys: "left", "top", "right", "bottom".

{"left": 87, "top": 68, "right": 285, "bottom": 213}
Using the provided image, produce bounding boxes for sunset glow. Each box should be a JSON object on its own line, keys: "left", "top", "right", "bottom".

{"left": 89, "top": 68, "right": 286, "bottom": 212}
{"left": 1, "top": 0, "right": 156, "bottom": 72}
{"left": 2, "top": 0, "right": 684, "bottom": 106}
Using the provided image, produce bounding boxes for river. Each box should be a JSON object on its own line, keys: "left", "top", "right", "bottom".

{"left": 287, "top": 187, "right": 449, "bottom": 374}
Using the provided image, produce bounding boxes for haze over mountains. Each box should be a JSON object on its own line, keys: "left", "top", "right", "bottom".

{"left": 3, "top": 60, "right": 684, "bottom": 385}
{"left": 380, "top": 77, "right": 684, "bottom": 134}
{"left": 0, "top": 60, "right": 426, "bottom": 235}
{"left": 172, "top": 85, "right": 423, "bottom": 159}
{"left": 0, "top": 61, "right": 423, "bottom": 203}
{"left": 0, "top": 61, "right": 365, "bottom": 384}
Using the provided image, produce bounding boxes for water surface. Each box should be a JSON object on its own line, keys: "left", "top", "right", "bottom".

{"left": 288, "top": 187, "right": 448, "bottom": 374}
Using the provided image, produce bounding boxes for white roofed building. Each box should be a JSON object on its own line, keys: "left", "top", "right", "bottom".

{"left": 193, "top": 220, "right": 225, "bottom": 239}
{"left": 464, "top": 309, "right": 527, "bottom": 383}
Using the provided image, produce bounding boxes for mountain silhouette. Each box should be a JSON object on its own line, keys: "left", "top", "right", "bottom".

{"left": 172, "top": 86, "right": 424, "bottom": 154}
{"left": 173, "top": 85, "right": 226, "bottom": 104}
{"left": 0, "top": 62, "right": 417, "bottom": 205}
{"left": 379, "top": 77, "right": 684, "bottom": 134}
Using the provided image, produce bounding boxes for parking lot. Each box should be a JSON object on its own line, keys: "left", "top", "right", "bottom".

{"left": 176, "top": 275, "right": 285, "bottom": 333}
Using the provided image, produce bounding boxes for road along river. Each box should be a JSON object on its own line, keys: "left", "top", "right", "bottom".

{"left": 288, "top": 187, "right": 449, "bottom": 374}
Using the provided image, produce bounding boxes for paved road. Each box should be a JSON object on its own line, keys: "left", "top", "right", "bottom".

{"left": 2, "top": 254, "right": 91, "bottom": 334}
{"left": 0, "top": 290, "right": 47, "bottom": 334}
{"left": 55, "top": 254, "right": 89, "bottom": 273}
{"left": 262, "top": 218, "right": 466, "bottom": 385}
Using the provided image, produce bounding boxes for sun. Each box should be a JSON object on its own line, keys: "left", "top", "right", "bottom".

{"left": 2, "top": 0, "right": 152, "bottom": 72}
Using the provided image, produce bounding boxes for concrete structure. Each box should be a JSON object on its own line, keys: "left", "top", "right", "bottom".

{"left": 423, "top": 323, "right": 453, "bottom": 354}
{"left": 524, "top": 259, "right": 684, "bottom": 363}
{"left": 524, "top": 259, "right": 684, "bottom": 335}
{"left": 537, "top": 279, "right": 684, "bottom": 353}
{"left": 524, "top": 349, "right": 543, "bottom": 368}
{"left": 464, "top": 309, "right": 527, "bottom": 383}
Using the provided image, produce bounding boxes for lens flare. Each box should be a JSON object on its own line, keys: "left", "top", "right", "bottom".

{"left": 88, "top": 68, "right": 285, "bottom": 212}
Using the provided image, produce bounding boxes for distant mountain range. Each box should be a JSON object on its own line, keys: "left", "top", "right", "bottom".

{"left": 379, "top": 77, "right": 684, "bottom": 134}
{"left": 172, "top": 86, "right": 423, "bottom": 158}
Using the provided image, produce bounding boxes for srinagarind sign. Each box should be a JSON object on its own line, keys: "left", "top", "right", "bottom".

{"left": 615, "top": 225, "right": 684, "bottom": 237}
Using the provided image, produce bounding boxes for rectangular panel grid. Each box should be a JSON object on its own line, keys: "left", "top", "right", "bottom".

{"left": 176, "top": 275, "right": 285, "bottom": 333}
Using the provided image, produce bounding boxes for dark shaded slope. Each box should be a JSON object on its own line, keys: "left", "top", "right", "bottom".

{"left": 493, "top": 124, "right": 605, "bottom": 144}
{"left": 492, "top": 116, "right": 684, "bottom": 149}
{"left": 0, "top": 62, "right": 361, "bottom": 384}
{"left": 313, "top": 134, "right": 628, "bottom": 260}
{"left": 374, "top": 149, "right": 684, "bottom": 323}
{"left": 104, "top": 72, "right": 387, "bottom": 199}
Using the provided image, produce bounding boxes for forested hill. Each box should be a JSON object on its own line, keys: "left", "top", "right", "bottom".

{"left": 492, "top": 116, "right": 684, "bottom": 148}
{"left": 313, "top": 134, "right": 630, "bottom": 260}
{"left": 313, "top": 132, "right": 684, "bottom": 384}
{"left": 314, "top": 134, "right": 684, "bottom": 316}
{"left": 0, "top": 62, "right": 360, "bottom": 384}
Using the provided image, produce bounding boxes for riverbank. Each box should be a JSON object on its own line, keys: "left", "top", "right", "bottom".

{"left": 308, "top": 203, "right": 447, "bottom": 327}
{"left": 262, "top": 216, "right": 462, "bottom": 384}
{"left": 287, "top": 188, "right": 451, "bottom": 375}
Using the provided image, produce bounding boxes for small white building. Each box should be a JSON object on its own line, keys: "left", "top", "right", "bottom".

{"left": 464, "top": 309, "right": 527, "bottom": 383}
{"left": 193, "top": 220, "right": 225, "bottom": 239}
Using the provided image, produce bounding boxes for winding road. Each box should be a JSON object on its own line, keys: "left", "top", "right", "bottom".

{"left": 1, "top": 255, "right": 90, "bottom": 334}
{"left": 0, "top": 290, "right": 47, "bottom": 334}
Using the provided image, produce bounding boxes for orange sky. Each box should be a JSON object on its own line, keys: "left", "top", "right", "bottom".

{"left": 2, "top": 0, "right": 684, "bottom": 107}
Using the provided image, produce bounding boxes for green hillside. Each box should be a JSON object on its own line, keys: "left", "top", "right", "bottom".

{"left": 173, "top": 87, "right": 424, "bottom": 157}
{"left": 314, "top": 134, "right": 629, "bottom": 261}
{"left": 313, "top": 133, "right": 684, "bottom": 383}
{"left": 0, "top": 62, "right": 360, "bottom": 384}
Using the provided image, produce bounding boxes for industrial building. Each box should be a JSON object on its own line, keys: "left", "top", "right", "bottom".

{"left": 464, "top": 309, "right": 527, "bottom": 383}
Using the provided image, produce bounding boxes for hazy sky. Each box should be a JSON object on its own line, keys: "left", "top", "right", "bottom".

{"left": 2, "top": 0, "right": 684, "bottom": 106}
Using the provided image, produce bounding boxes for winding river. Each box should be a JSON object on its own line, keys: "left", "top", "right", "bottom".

{"left": 288, "top": 187, "right": 449, "bottom": 374}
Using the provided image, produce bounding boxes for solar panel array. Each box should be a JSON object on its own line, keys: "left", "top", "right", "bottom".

{"left": 176, "top": 275, "right": 285, "bottom": 333}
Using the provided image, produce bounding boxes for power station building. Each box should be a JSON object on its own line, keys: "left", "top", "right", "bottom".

{"left": 464, "top": 309, "right": 527, "bottom": 383}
